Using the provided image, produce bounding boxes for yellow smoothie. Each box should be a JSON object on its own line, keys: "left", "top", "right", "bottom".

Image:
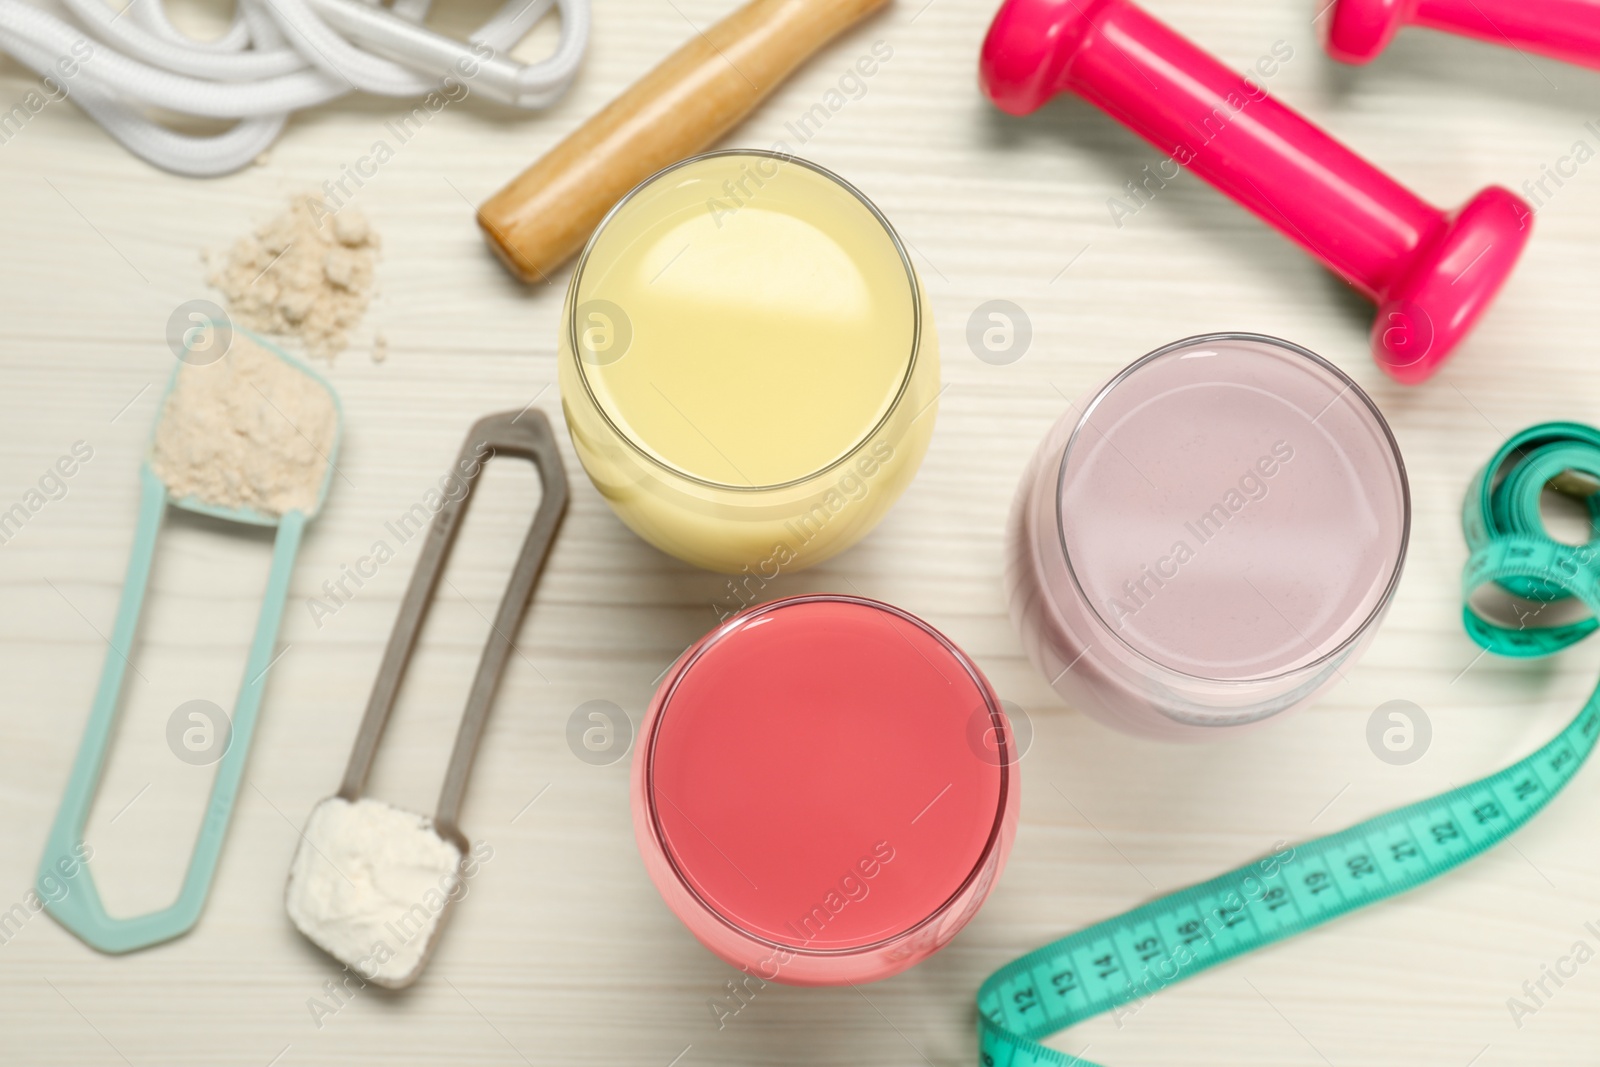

{"left": 559, "top": 152, "right": 938, "bottom": 576}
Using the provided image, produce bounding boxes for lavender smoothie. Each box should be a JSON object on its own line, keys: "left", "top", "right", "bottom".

{"left": 1006, "top": 334, "right": 1409, "bottom": 738}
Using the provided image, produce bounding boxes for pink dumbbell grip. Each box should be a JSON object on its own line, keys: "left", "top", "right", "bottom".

{"left": 1328, "top": 0, "right": 1600, "bottom": 70}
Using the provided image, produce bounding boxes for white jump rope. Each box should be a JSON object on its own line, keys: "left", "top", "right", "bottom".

{"left": 0, "top": 0, "right": 589, "bottom": 176}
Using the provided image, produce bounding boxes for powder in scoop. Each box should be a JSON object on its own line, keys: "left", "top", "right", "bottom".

{"left": 150, "top": 334, "right": 336, "bottom": 515}
{"left": 285, "top": 797, "right": 463, "bottom": 988}
{"left": 208, "top": 195, "right": 379, "bottom": 361}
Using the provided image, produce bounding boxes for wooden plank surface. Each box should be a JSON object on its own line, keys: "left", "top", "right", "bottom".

{"left": 2, "top": 0, "right": 1600, "bottom": 1064}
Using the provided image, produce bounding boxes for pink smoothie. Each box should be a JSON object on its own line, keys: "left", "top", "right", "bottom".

{"left": 634, "top": 595, "right": 1018, "bottom": 984}
{"left": 1007, "top": 334, "right": 1408, "bottom": 737}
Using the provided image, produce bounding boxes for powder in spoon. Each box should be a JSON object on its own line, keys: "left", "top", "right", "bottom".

{"left": 285, "top": 797, "right": 463, "bottom": 988}
{"left": 207, "top": 195, "right": 379, "bottom": 361}
{"left": 149, "top": 334, "right": 336, "bottom": 515}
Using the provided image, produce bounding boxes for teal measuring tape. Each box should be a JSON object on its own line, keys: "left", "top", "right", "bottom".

{"left": 977, "top": 422, "right": 1600, "bottom": 1067}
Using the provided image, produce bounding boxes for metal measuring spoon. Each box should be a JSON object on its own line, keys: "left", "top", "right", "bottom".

{"left": 285, "top": 410, "right": 566, "bottom": 988}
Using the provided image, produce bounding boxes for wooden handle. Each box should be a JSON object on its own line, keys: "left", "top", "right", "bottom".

{"left": 477, "top": 0, "right": 889, "bottom": 283}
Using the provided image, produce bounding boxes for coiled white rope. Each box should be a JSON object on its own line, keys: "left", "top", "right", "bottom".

{"left": 0, "top": 0, "right": 588, "bottom": 175}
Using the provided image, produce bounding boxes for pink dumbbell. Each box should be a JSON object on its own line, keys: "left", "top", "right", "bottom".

{"left": 1327, "top": 0, "right": 1600, "bottom": 70}
{"left": 979, "top": 0, "right": 1532, "bottom": 384}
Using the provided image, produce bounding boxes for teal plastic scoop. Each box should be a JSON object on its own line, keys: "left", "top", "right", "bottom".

{"left": 38, "top": 331, "right": 340, "bottom": 953}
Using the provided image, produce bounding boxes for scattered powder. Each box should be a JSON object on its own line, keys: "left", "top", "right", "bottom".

{"left": 149, "top": 334, "right": 336, "bottom": 515}
{"left": 371, "top": 332, "right": 388, "bottom": 364}
{"left": 208, "top": 195, "right": 380, "bottom": 361}
{"left": 286, "top": 797, "right": 463, "bottom": 988}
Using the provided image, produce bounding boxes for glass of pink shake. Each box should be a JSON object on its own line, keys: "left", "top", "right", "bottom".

{"left": 632, "top": 594, "right": 1020, "bottom": 983}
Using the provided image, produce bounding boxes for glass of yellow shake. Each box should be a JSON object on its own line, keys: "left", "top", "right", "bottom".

{"left": 558, "top": 150, "right": 938, "bottom": 575}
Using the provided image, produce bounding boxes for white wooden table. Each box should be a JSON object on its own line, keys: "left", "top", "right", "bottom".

{"left": 4, "top": 0, "right": 1600, "bottom": 1063}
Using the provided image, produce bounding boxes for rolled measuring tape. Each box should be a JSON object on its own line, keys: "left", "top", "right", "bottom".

{"left": 976, "top": 422, "right": 1600, "bottom": 1067}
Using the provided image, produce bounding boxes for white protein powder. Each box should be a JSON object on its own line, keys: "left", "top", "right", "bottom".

{"left": 149, "top": 334, "right": 336, "bottom": 515}
{"left": 285, "top": 797, "right": 463, "bottom": 987}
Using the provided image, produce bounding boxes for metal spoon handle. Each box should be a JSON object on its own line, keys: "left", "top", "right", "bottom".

{"left": 338, "top": 411, "right": 569, "bottom": 825}
{"left": 434, "top": 411, "right": 568, "bottom": 841}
